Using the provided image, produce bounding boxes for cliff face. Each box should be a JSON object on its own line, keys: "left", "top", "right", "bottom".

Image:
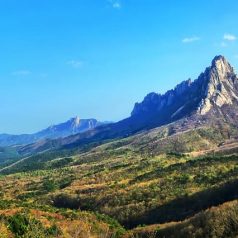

{"left": 197, "top": 56, "right": 238, "bottom": 115}
{"left": 131, "top": 79, "right": 192, "bottom": 117}
{"left": 131, "top": 56, "right": 238, "bottom": 122}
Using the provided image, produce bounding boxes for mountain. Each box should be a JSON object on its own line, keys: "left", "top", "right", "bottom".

{"left": 0, "top": 117, "right": 106, "bottom": 147}
{"left": 2, "top": 56, "right": 238, "bottom": 238}
{"left": 18, "top": 55, "right": 238, "bottom": 156}
{"left": 34, "top": 117, "right": 105, "bottom": 139}
{"left": 131, "top": 55, "right": 238, "bottom": 122}
{"left": 70, "top": 55, "right": 237, "bottom": 139}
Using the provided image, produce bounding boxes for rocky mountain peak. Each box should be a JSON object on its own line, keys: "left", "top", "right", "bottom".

{"left": 131, "top": 55, "right": 238, "bottom": 122}
{"left": 209, "top": 56, "right": 236, "bottom": 88}
{"left": 211, "top": 55, "right": 234, "bottom": 77}
{"left": 71, "top": 116, "right": 81, "bottom": 127}
{"left": 198, "top": 56, "right": 238, "bottom": 115}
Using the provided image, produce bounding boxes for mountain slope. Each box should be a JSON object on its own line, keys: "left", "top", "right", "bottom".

{"left": 62, "top": 55, "right": 238, "bottom": 146}
{"left": 0, "top": 117, "right": 106, "bottom": 147}
{"left": 1, "top": 55, "right": 238, "bottom": 237}
{"left": 2, "top": 123, "right": 238, "bottom": 234}
{"left": 18, "top": 55, "right": 238, "bottom": 155}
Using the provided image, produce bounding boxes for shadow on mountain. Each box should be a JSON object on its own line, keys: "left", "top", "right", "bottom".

{"left": 124, "top": 179, "right": 238, "bottom": 228}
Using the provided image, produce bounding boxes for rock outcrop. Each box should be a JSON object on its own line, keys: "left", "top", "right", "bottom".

{"left": 197, "top": 56, "right": 238, "bottom": 114}
{"left": 132, "top": 56, "right": 238, "bottom": 119}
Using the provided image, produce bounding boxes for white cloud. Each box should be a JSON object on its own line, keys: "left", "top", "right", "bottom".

{"left": 67, "top": 60, "right": 84, "bottom": 68}
{"left": 182, "top": 36, "right": 200, "bottom": 43}
{"left": 112, "top": 2, "right": 121, "bottom": 9}
{"left": 12, "top": 70, "right": 31, "bottom": 76}
{"left": 108, "top": 0, "right": 121, "bottom": 9}
{"left": 224, "top": 33, "right": 237, "bottom": 41}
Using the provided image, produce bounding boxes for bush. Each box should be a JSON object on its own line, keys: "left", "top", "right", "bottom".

{"left": 46, "top": 224, "right": 62, "bottom": 236}
{"left": 50, "top": 157, "right": 73, "bottom": 169}
{"left": 8, "top": 213, "right": 30, "bottom": 236}
{"left": 42, "top": 178, "right": 57, "bottom": 192}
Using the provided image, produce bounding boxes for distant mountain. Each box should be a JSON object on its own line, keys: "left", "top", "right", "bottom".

{"left": 35, "top": 117, "right": 105, "bottom": 139}
{"left": 0, "top": 117, "right": 107, "bottom": 146}
{"left": 17, "top": 55, "right": 238, "bottom": 155}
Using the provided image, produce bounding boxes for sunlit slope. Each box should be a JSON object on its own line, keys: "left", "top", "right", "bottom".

{"left": 1, "top": 121, "right": 238, "bottom": 235}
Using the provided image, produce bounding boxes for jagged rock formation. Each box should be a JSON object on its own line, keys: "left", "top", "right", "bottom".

{"left": 131, "top": 79, "right": 192, "bottom": 117}
{"left": 0, "top": 117, "right": 106, "bottom": 146}
{"left": 14, "top": 55, "right": 238, "bottom": 155}
{"left": 132, "top": 55, "right": 238, "bottom": 121}
{"left": 197, "top": 56, "right": 238, "bottom": 114}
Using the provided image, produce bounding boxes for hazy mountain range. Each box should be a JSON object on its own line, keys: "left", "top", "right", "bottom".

{"left": 0, "top": 117, "right": 107, "bottom": 147}
{"left": 1, "top": 55, "right": 238, "bottom": 157}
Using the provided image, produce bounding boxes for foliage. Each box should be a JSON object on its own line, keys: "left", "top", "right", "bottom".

{"left": 0, "top": 123, "right": 238, "bottom": 237}
{"left": 8, "top": 213, "right": 30, "bottom": 236}
{"left": 156, "top": 200, "right": 238, "bottom": 238}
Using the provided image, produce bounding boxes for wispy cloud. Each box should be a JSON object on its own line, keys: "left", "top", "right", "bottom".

{"left": 112, "top": 2, "right": 121, "bottom": 9}
{"left": 224, "top": 33, "right": 237, "bottom": 41}
{"left": 182, "top": 36, "right": 200, "bottom": 43}
{"left": 67, "top": 60, "right": 84, "bottom": 68}
{"left": 220, "top": 42, "right": 228, "bottom": 48}
{"left": 12, "top": 70, "right": 31, "bottom": 76}
{"left": 108, "top": 0, "right": 121, "bottom": 9}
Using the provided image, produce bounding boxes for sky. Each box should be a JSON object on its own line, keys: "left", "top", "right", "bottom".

{"left": 0, "top": 0, "right": 238, "bottom": 134}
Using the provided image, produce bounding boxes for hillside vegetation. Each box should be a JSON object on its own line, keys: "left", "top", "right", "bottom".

{"left": 0, "top": 123, "right": 238, "bottom": 237}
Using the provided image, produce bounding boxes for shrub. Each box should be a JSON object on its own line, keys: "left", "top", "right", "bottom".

{"left": 46, "top": 224, "right": 62, "bottom": 236}
{"left": 8, "top": 213, "right": 30, "bottom": 236}
{"left": 42, "top": 178, "right": 57, "bottom": 192}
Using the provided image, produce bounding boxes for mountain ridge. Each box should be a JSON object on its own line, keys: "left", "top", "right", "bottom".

{"left": 0, "top": 117, "right": 107, "bottom": 147}
{"left": 16, "top": 55, "right": 238, "bottom": 156}
{"left": 132, "top": 55, "right": 238, "bottom": 118}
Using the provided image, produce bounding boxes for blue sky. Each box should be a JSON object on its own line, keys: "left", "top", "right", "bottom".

{"left": 0, "top": 0, "right": 238, "bottom": 134}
